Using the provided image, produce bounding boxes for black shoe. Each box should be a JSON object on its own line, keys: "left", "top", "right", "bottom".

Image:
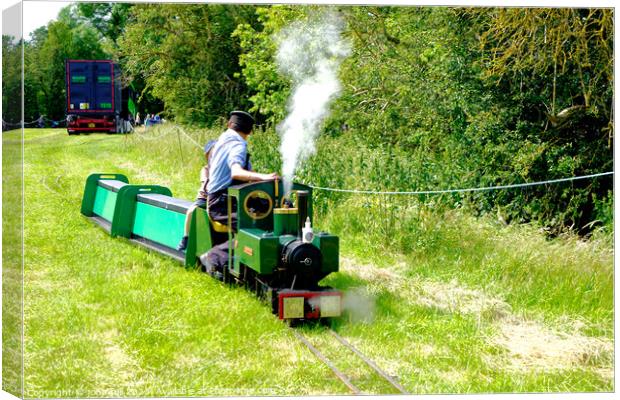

{"left": 199, "top": 252, "right": 210, "bottom": 268}
{"left": 177, "top": 236, "right": 188, "bottom": 251}
{"left": 211, "top": 271, "right": 224, "bottom": 282}
{"left": 199, "top": 253, "right": 223, "bottom": 281}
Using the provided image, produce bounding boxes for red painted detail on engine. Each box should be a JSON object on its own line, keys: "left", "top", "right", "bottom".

{"left": 277, "top": 290, "right": 342, "bottom": 320}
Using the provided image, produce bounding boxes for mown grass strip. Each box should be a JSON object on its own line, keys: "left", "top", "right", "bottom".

{"left": 20, "top": 127, "right": 614, "bottom": 395}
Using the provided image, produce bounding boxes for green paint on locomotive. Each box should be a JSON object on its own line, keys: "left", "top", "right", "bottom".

{"left": 81, "top": 173, "right": 340, "bottom": 280}
{"left": 187, "top": 208, "right": 215, "bottom": 264}
{"left": 273, "top": 210, "right": 298, "bottom": 236}
{"left": 312, "top": 233, "right": 339, "bottom": 274}
{"left": 235, "top": 229, "right": 280, "bottom": 275}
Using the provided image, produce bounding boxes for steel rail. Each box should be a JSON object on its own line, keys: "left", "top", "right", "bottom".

{"left": 291, "top": 330, "right": 362, "bottom": 395}
{"left": 328, "top": 329, "right": 409, "bottom": 394}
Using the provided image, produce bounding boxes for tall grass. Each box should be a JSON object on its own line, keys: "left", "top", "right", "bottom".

{"left": 128, "top": 123, "right": 612, "bottom": 329}
{"left": 152, "top": 122, "right": 613, "bottom": 360}
{"left": 3, "top": 129, "right": 24, "bottom": 397}
{"left": 18, "top": 126, "right": 614, "bottom": 395}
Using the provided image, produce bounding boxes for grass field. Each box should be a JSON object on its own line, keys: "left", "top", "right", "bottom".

{"left": 5, "top": 126, "right": 614, "bottom": 396}
{"left": 2, "top": 126, "right": 24, "bottom": 396}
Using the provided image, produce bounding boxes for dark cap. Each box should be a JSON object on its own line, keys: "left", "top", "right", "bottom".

{"left": 204, "top": 140, "right": 216, "bottom": 154}
{"left": 229, "top": 110, "right": 255, "bottom": 134}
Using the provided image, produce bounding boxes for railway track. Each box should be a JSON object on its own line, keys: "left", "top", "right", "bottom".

{"left": 292, "top": 328, "right": 409, "bottom": 395}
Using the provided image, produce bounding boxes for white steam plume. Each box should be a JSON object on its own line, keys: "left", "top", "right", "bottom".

{"left": 343, "top": 287, "right": 376, "bottom": 324}
{"left": 275, "top": 11, "right": 351, "bottom": 194}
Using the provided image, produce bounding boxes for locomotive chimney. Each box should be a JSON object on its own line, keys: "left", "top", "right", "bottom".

{"left": 297, "top": 190, "right": 309, "bottom": 238}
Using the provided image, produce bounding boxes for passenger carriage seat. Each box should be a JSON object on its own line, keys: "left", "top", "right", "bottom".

{"left": 208, "top": 216, "right": 229, "bottom": 233}
{"left": 205, "top": 203, "right": 229, "bottom": 233}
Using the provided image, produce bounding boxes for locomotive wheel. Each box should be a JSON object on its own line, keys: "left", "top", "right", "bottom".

{"left": 285, "top": 318, "right": 302, "bottom": 328}
{"left": 319, "top": 317, "right": 335, "bottom": 328}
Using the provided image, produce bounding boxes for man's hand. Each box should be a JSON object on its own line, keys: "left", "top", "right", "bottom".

{"left": 231, "top": 164, "right": 279, "bottom": 182}
{"left": 257, "top": 172, "right": 279, "bottom": 181}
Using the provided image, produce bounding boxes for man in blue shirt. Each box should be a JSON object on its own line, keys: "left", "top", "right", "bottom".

{"left": 201, "top": 111, "right": 277, "bottom": 278}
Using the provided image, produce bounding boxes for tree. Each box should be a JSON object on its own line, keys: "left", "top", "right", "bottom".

{"left": 26, "top": 16, "right": 107, "bottom": 121}
{"left": 117, "top": 3, "right": 259, "bottom": 125}
{"left": 76, "top": 2, "right": 134, "bottom": 45}
{"left": 460, "top": 8, "right": 614, "bottom": 231}
{"left": 2, "top": 35, "right": 22, "bottom": 128}
{"left": 19, "top": 4, "right": 110, "bottom": 122}
{"left": 234, "top": 5, "right": 613, "bottom": 231}
{"left": 469, "top": 8, "right": 613, "bottom": 132}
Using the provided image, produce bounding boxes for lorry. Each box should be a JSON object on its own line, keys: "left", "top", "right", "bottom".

{"left": 65, "top": 59, "right": 134, "bottom": 134}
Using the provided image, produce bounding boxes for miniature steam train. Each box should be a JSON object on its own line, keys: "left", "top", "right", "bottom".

{"left": 80, "top": 173, "right": 342, "bottom": 321}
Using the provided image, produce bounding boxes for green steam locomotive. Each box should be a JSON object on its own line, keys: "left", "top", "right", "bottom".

{"left": 80, "top": 173, "right": 342, "bottom": 320}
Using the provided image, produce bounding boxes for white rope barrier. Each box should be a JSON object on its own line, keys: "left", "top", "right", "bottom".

{"left": 308, "top": 172, "right": 613, "bottom": 195}
{"left": 174, "top": 124, "right": 203, "bottom": 150}
{"left": 153, "top": 123, "right": 614, "bottom": 196}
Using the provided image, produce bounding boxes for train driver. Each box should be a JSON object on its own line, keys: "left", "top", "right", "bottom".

{"left": 200, "top": 110, "right": 278, "bottom": 277}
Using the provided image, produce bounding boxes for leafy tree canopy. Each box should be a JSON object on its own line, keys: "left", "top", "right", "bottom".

{"left": 9, "top": 4, "right": 613, "bottom": 232}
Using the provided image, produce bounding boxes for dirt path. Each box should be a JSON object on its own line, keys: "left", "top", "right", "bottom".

{"left": 340, "top": 257, "right": 614, "bottom": 380}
